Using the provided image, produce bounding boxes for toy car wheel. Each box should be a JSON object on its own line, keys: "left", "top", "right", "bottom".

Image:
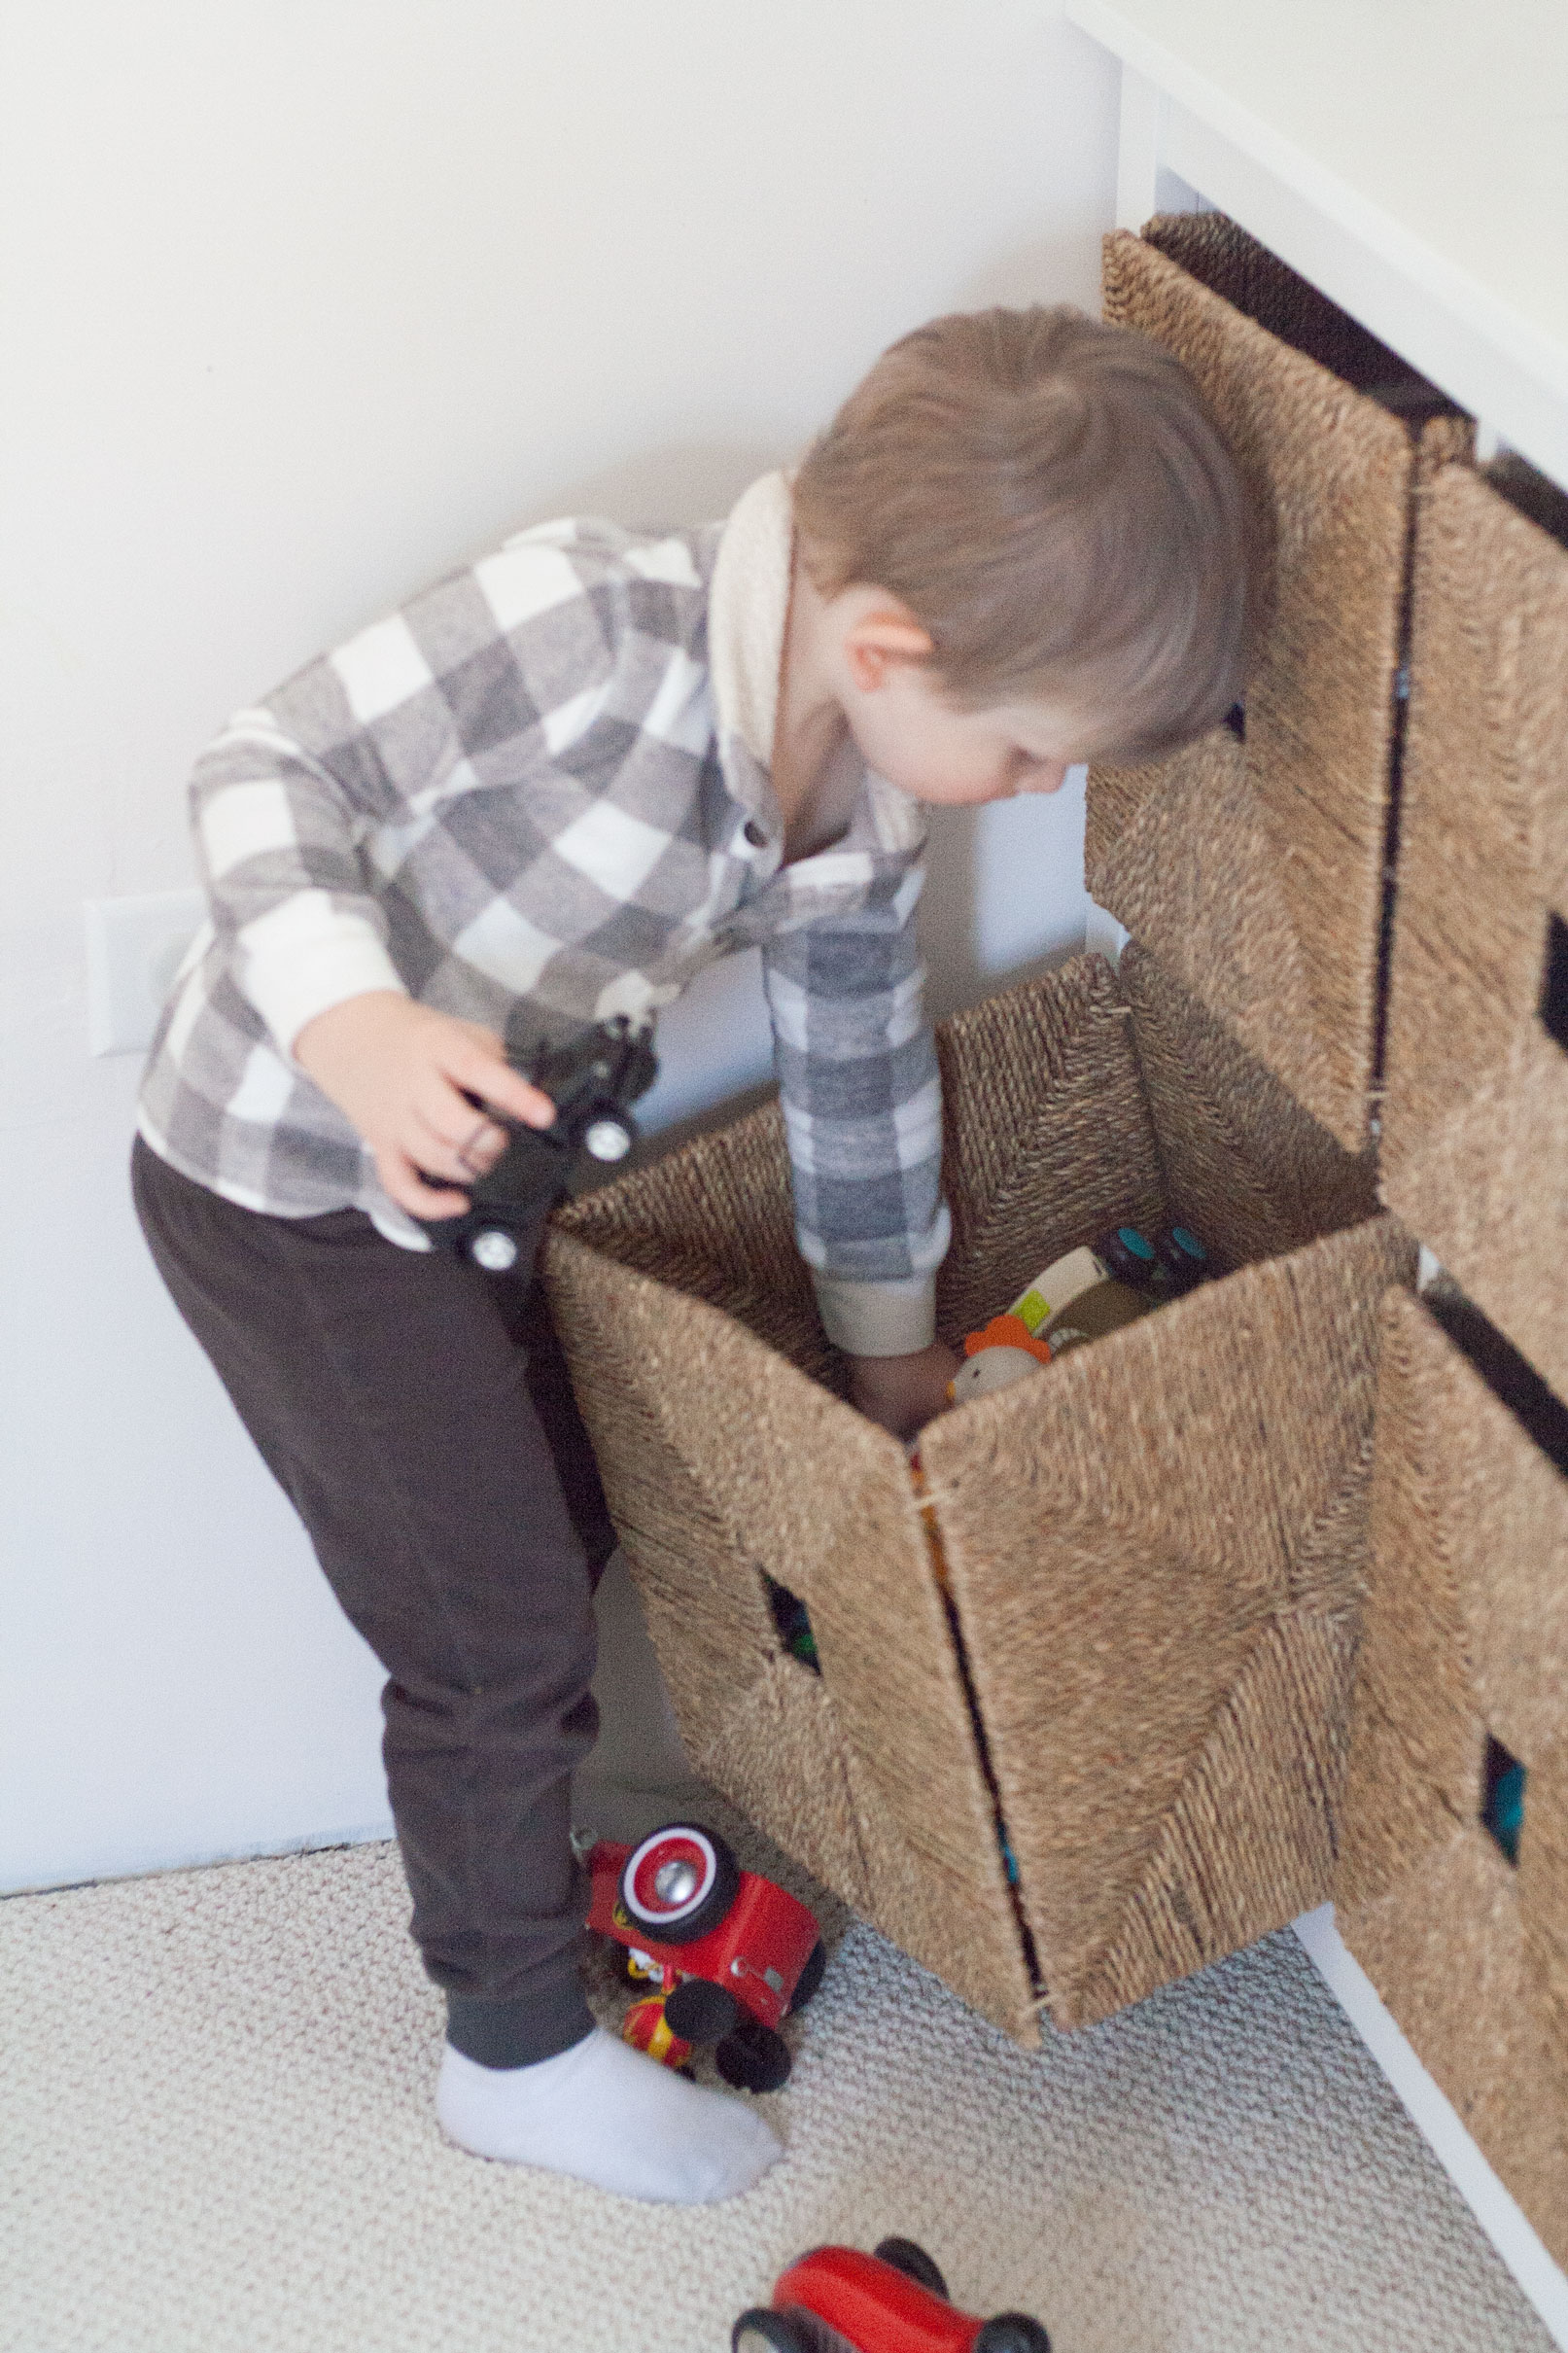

{"left": 973, "top": 2318, "right": 1052, "bottom": 2352}
{"left": 620, "top": 1824, "right": 741, "bottom": 1944}
{"left": 664, "top": 1976, "right": 741, "bottom": 2045}
{"left": 714, "top": 2014, "right": 792, "bottom": 2094}
{"left": 872, "top": 2237, "right": 949, "bottom": 2300}
{"left": 730, "top": 2312, "right": 819, "bottom": 2353}
{"left": 785, "top": 1937, "right": 827, "bottom": 2016}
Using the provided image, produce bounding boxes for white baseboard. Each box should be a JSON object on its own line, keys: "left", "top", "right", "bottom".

{"left": 2, "top": 1816, "right": 396, "bottom": 1900}
{"left": 1294, "top": 1905, "right": 1568, "bottom": 2349}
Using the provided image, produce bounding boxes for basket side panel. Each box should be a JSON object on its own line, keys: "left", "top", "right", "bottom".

{"left": 683, "top": 1654, "right": 876, "bottom": 1921}
{"left": 1381, "top": 461, "right": 1568, "bottom": 1398}
{"left": 923, "top": 1212, "right": 1412, "bottom": 2026}
{"left": 1136, "top": 211, "right": 1460, "bottom": 404}
{"left": 933, "top": 955, "right": 1166, "bottom": 1347}
{"left": 837, "top": 1745, "right": 1039, "bottom": 2045}
{"left": 557, "top": 1100, "right": 837, "bottom": 1385}
{"left": 1092, "top": 221, "right": 1424, "bottom": 1148}
{"left": 544, "top": 1227, "right": 1038, "bottom": 2040}
{"left": 1072, "top": 1606, "right": 1360, "bottom": 2023}
{"left": 542, "top": 1231, "right": 780, "bottom": 1692}
{"left": 1338, "top": 1289, "right": 1568, "bottom": 2267}
{"left": 1122, "top": 943, "right": 1377, "bottom": 1272}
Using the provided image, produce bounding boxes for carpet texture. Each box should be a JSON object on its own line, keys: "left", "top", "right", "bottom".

{"left": 0, "top": 1810, "right": 1551, "bottom": 2353}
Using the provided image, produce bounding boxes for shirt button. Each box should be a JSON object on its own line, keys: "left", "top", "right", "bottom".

{"left": 743, "top": 819, "right": 769, "bottom": 849}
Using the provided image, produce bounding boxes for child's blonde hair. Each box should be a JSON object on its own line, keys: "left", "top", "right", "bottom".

{"left": 794, "top": 303, "right": 1263, "bottom": 762}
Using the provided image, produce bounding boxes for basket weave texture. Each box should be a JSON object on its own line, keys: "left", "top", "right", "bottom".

{"left": 546, "top": 952, "right": 1410, "bottom": 2034}
{"left": 1380, "top": 460, "right": 1568, "bottom": 1398}
{"left": 1337, "top": 1290, "right": 1568, "bottom": 2265}
{"left": 1089, "top": 215, "right": 1471, "bottom": 1153}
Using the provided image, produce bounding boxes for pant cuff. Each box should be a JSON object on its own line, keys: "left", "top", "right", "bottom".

{"left": 445, "top": 1969, "right": 595, "bottom": 2070}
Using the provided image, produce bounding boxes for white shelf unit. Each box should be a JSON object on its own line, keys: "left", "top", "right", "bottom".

{"left": 1064, "top": 6, "right": 1568, "bottom": 2341}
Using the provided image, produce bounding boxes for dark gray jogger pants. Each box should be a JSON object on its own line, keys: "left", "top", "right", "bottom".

{"left": 132, "top": 1135, "right": 617, "bottom": 2067}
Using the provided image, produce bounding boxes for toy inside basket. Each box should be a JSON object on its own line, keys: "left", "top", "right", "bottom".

{"left": 546, "top": 949, "right": 1411, "bottom": 2036}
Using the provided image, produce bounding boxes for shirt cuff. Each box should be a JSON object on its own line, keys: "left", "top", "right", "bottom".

{"left": 237, "top": 896, "right": 407, "bottom": 1057}
{"left": 811, "top": 1269, "right": 938, "bottom": 1357}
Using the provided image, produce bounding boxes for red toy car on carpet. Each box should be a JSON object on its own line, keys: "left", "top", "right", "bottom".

{"left": 586, "top": 1822, "right": 825, "bottom": 2092}
{"left": 732, "top": 2240, "right": 1052, "bottom": 2352}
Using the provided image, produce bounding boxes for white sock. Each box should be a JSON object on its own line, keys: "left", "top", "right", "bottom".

{"left": 435, "top": 2025, "right": 784, "bottom": 2204}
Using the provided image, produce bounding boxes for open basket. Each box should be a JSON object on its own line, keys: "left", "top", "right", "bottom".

{"left": 546, "top": 949, "right": 1411, "bottom": 2037}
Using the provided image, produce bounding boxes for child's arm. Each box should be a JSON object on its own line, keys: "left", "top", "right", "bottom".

{"left": 760, "top": 864, "right": 955, "bottom": 1438}
{"left": 187, "top": 657, "right": 557, "bottom": 1216}
{"left": 842, "top": 1342, "right": 958, "bottom": 1437}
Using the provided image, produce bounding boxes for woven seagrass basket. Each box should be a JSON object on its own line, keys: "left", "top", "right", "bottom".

{"left": 545, "top": 948, "right": 1412, "bottom": 2038}
{"left": 1379, "top": 457, "right": 1568, "bottom": 1397}
{"left": 1091, "top": 215, "right": 1473, "bottom": 1152}
{"left": 1337, "top": 1287, "right": 1568, "bottom": 2266}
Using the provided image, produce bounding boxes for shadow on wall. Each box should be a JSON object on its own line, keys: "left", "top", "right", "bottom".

{"left": 504, "top": 439, "right": 789, "bottom": 548}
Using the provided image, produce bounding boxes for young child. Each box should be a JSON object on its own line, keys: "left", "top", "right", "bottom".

{"left": 132, "top": 304, "right": 1255, "bottom": 2204}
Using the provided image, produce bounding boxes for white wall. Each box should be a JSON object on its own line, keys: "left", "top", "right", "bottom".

{"left": 0, "top": 1, "right": 1118, "bottom": 1892}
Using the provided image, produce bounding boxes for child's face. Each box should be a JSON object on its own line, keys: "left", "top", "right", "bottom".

{"left": 828, "top": 592, "right": 1102, "bottom": 808}
{"left": 844, "top": 660, "right": 1090, "bottom": 808}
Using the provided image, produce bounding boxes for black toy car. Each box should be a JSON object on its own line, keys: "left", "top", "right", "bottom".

{"left": 415, "top": 1014, "right": 657, "bottom": 1268}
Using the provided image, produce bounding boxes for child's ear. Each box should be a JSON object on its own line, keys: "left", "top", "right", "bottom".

{"left": 844, "top": 609, "right": 933, "bottom": 692}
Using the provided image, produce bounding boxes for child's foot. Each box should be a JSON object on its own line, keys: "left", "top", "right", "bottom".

{"left": 436, "top": 2024, "right": 784, "bottom": 2203}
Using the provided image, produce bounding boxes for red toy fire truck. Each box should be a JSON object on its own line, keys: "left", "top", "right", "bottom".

{"left": 586, "top": 1822, "right": 825, "bottom": 2093}
{"left": 732, "top": 2240, "right": 1052, "bottom": 2352}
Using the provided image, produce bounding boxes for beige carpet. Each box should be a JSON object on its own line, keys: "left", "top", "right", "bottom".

{"left": 0, "top": 1807, "right": 1551, "bottom": 2353}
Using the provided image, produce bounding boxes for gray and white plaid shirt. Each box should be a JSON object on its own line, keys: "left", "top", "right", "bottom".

{"left": 137, "top": 473, "right": 950, "bottom": 1355}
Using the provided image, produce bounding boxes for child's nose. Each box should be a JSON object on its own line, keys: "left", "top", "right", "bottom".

{"left": 1020, "top": 759, "right": 1069, "bottom": 795}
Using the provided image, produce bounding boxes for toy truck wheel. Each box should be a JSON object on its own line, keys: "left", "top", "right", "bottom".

{"left": 973, "top": 2319, "right": 1052, "bottom": 2353}
{"left": 785, "top": 1937, "right": 827, "bottom": 2016}
{"left": 619, "top": 1824, "right": 740, "bottom": 1943}
{"left": 730, "top": 2312, "right": 818, "bottom": 2353}
{"left": 872, "top": 2238, "right": 949, "bottom": 2299}
{"left": 715, "top": 2015, "right": 792, "bottom": 2094}
{"left": 664, "top": 1977, "right": 740, "bottom": 2044}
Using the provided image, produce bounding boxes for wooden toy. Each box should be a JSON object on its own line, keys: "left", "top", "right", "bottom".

{"left": 1038, "top": 1276, "right": 1154, "bottom": 1357}
{"left": 951, "top": 1226, "right": 1211, "bottom": 1401}
{"left": 947, "top": 1314, "right": 1053, "bottom": 1405}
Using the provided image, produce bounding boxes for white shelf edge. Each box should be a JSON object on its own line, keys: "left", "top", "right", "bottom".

{"left": 1065, "top": 0, "right": 1568, "bottom": 490}
{"left": 1065, "top": 0, "right": 1565, "bottom": 386}
{"left": 1155, "top": 100, "right": 1568, "bottom": 495}
{"left": 1294, "top": 1906, "right": 1568, "bottom": 2349}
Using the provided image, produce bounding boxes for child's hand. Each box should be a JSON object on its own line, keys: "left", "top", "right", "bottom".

{"left": 846, "top": 1342, "right": 960, "bottom": 1439}
{"left": 292, "top": 991, "right": 556, "bottom": 1220}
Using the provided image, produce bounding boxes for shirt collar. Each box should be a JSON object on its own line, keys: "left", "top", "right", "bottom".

{"left": 709, "top": 471, "right": 793, "bottom": 790}
{"left": 708, "top": 471, "right": 925, "bottom": 859}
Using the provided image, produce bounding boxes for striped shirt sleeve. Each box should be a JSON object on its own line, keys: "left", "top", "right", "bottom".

{"left": 190, "top": 706, "right": 406, "bottom": 1058}
{"left": 761, "top": 859, "right": 951, "bottom": 1356}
